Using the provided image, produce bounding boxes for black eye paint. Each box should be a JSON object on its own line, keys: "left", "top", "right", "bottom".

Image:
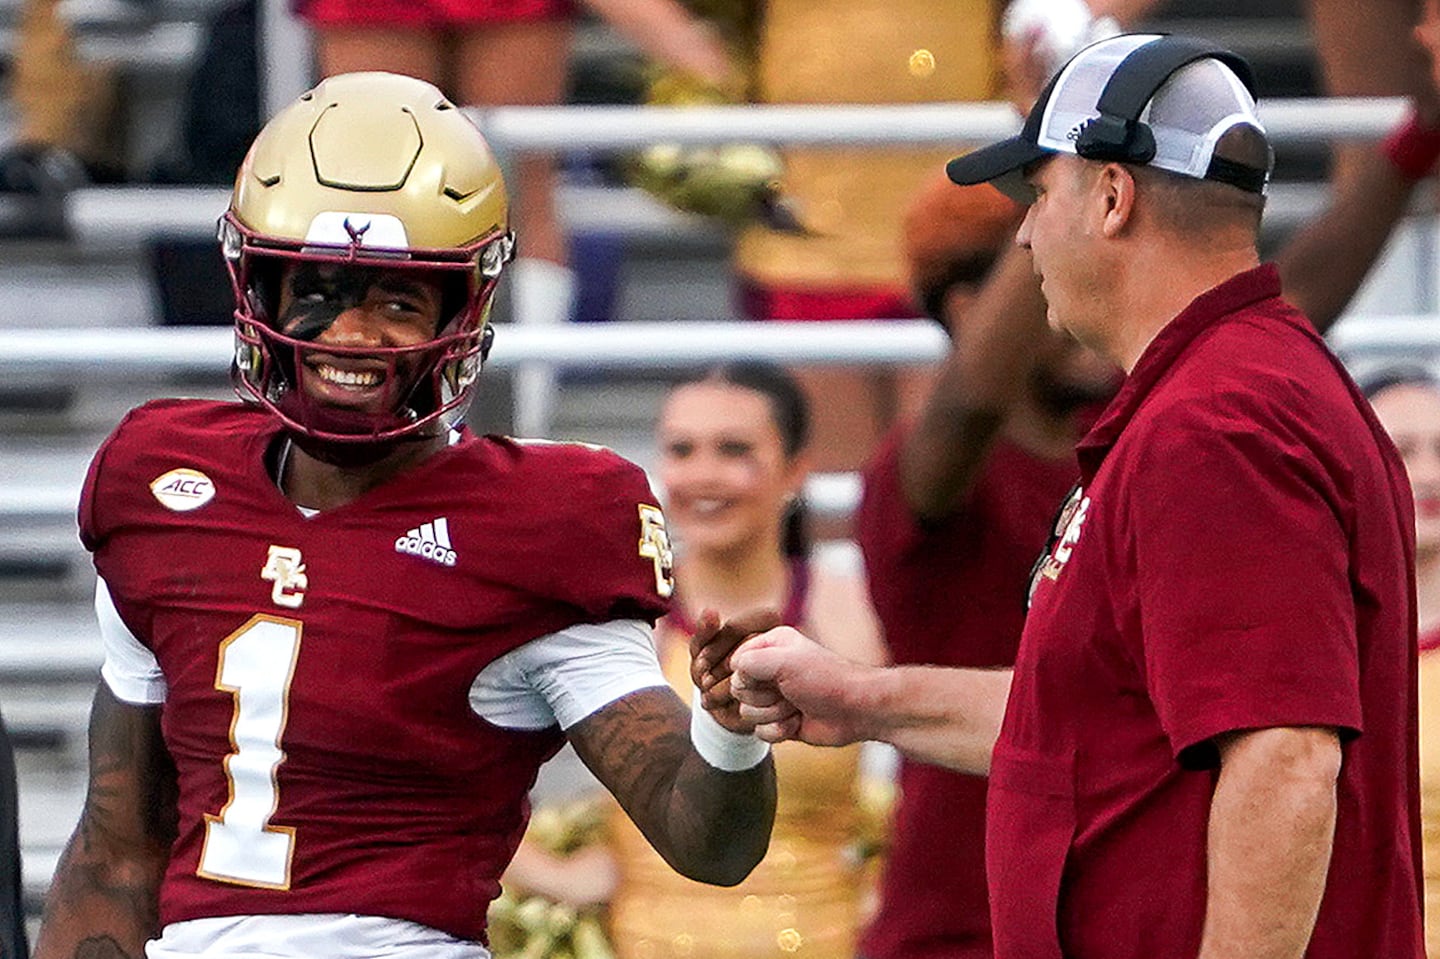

{"left": 279, "top": 264, "right": 382, "bottom": 341}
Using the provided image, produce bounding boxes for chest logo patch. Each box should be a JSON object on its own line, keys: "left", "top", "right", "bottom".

{"left": 261, "top": 545, "right": 308, "bottom": 608}
{"left": 1040, "top": 493, "right": 1091, "bottom": 582}
{"left": 1029, "top": 485, "right": 1091, "bottom": 606}
{"left": 150, "top": 468, "right": 216, "bottom": 512}
{"left": 395, "top": 517, "right": 458, "bottom": 567}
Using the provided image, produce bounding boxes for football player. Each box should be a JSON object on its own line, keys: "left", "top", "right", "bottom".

{"left": 34, "top": 73, "right": 776, "bottom": 959}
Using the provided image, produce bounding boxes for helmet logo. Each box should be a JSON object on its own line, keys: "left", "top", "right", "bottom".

{"left": 342, "top": 216, "right": 371, "bottom": 246}
{"left": 303, "top": 212, "right": 409, "bottom": 251}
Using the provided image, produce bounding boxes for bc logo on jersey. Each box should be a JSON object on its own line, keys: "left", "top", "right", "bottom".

{"left": 638, "top": 504, "right": 675, "bottom": 599}
{"left": 261, "top": 546, "right": 308, "bottom": 608}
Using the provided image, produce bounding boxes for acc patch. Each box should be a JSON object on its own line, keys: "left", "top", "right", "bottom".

{"left": 150, "top": 468, "right": 216, "bottom": 512}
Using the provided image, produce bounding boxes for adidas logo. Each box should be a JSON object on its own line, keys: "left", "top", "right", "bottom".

{"left": 395, "top": 517, "right": 458, "bottom": 567}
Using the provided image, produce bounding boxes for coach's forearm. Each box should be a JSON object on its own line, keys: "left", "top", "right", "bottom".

{"left": 860, "top": 665, "right": 1011, "bottom": 775}
{"left": 1196, "top": 727, "right": 1342, "bottom": 959}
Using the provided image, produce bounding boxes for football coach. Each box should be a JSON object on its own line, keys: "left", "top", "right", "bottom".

{"left": 701, "top": 33, "right": 1425, "bottom": 959}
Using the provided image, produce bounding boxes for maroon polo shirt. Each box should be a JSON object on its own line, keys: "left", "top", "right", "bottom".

{"left": 856, "top": 430, "right": 1078, "bottom": 959}
{"left": 990, "top": 264, "right": 1423, "bottom": 959}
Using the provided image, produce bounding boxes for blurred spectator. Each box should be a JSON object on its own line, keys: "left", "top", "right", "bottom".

{"left": 1275, "top": 0, "right": 1440, "bottom": 330}
{"left": 0, "top": 0, "right": 119, "bottom": 236}
{"left": 5, "top": 0, "right": 123, "bottom": 180}
{"left": 1309, "top": 0, "right": 1438, "bottom": 186}
{"left": 295, "top": 0, "right": 730, "bottom": 434}
{"left": 1364, "top": 367, "right": 1440, "bottom": 959}
{"left": 0, "top": 0, "right": 260, "bottom": 242}
{"left": 725, "top": 0, "right": 1165, "bottom": 474}
{"left": 733, "top": 0, "right": 1009, "bottom": 473}
{"left": 855, "top": 176, "right": 1115, "bottom": 959}
{"left": 500, "top": 362, "right": 887, "bottom": 959}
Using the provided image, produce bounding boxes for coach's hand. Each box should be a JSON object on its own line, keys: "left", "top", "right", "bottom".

{"left": 731, "top": 627, "right": 874, "bottom": 747}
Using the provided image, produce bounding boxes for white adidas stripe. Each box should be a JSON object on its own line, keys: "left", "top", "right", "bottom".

{"left": 434, "top": 517, "right": 451, "bottom": 549}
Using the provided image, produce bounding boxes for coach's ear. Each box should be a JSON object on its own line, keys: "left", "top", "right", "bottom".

{"left": 1098, "top": 162, "right": 1137, "bottom": 238}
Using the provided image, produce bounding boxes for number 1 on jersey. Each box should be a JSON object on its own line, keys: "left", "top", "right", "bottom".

{"left": 198, "top": 615, "right": 301, "bottom": 889}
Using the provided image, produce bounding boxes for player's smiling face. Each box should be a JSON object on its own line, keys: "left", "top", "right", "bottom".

{"left": 275, "top": 262, "right": 446, "bottom": 413}
{"left": 657, "top": 382, "right": 805, "bottom": 560}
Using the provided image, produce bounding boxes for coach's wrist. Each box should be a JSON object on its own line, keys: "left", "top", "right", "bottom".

{"left": 691, "top": 701, "right": 771, "bottom": 771}
{"left": 1382, "top": 105, "right": 1440, "bottom": 180}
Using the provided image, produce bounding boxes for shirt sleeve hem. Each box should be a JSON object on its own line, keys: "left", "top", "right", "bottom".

{"left": 556, "top": 680, "right": 671, "bottom": 731}
{"left": 1168, "top": 709, "right": 1362, "bottom": 769}
{"left": 100, "top": 664, "right": 167, "bottom": 705}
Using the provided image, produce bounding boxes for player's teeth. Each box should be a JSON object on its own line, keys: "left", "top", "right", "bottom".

{"left": 316, "top": 365, "right": 380, "bottom": 387}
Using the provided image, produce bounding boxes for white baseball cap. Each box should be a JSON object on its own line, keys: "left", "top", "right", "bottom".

{"left": 947, "top": 33, "right": 1273, "bottom": 203}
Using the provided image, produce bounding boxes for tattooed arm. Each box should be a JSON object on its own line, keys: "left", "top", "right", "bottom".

{"left": 567, "top": 686, "right": 776, "bottom": 886}
{"left": 34, "top": 685, "right": 178, "bottom": 959}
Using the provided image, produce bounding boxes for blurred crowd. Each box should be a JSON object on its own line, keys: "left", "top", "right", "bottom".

{"left": 8, "top": 1, "right": 1440, "bottom": 958}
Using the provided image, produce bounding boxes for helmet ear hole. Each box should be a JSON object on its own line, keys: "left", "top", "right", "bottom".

{"left": 437, "top": 272, "right": 472, "bottom": 334}
{"left": 246, "top": 257, "right": 285, "bottom": 327}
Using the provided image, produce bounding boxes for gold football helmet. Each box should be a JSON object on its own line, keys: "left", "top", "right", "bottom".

{"left": 221, "top": 71, "right": 514, "bottom": 446}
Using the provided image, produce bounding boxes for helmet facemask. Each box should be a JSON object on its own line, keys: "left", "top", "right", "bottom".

{"left": 225, "top": 212, "right": 512, "bottom": 455}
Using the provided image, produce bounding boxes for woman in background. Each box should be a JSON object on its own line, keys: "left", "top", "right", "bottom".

{"left": 1365, "top": 367, "right": 1440, "bottom": 956}
{"left": 503, "top": 362, "right": 887, "bottom": 959}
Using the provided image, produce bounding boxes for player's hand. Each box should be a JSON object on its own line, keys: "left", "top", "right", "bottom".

{"left": 690, "top": 607, "right": 783, "bottom": 732}
{"left": 731, "top": 626, "right": 872, "bottom": 747}
{"left": 1002, "top": 0, "right": 1121, "bottom": 114}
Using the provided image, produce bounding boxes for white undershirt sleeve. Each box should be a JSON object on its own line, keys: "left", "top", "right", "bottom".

{"left": 95, "top": 577, "right": 167, "bottom": 704}
{"left": 469, "top": 619, "right": 669, "bottom": 731}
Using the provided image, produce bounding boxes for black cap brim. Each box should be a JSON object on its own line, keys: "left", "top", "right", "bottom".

{"left": 946, "top": 136, "right": 1053, "bottom": 205}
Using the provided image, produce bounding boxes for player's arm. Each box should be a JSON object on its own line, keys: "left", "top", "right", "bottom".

{"left": 1274, "top": 120, "right": 1431, "bottom": 334}
{"left": 566, "top": 684, "right": 776, "bottom": 887}
{"left": 711, "top": 623, "right": 1011, "bottom": 776}
{"left": 477, "top": 616, "right": 777, "bottom": 887}
{"left": 900, "top": 243, "right": 1049, "bottom": 522}
{"left": 34, "top": 684, "right": 177, "bottom": 959}
{"left": 1196, "top": 726, "right": 1342, "bottom": 959}
{"left": 1276, "top": 5, "right": 1440, "bottom": 333}
{"left": 578, "top": 0, "right": 732, "bottom": 86}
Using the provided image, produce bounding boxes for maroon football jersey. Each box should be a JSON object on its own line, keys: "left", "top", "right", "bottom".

{"left": 78, "top": 399, "right": 673, "bottom": 942}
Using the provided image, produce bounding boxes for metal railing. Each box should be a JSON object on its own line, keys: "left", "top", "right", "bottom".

{"left": 466, "top": 97, "right": 1408, "bottom": 151}
{"left": 3, "top": 314, "right": 1437, "bottom": 377}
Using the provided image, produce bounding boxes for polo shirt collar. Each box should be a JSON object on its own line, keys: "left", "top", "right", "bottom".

{"left": 1074, "top": 263, "right": 1294, "bottom": 480}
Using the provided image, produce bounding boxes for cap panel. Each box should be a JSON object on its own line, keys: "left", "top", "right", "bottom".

{"left": 1140, "top": 58, "right": 1265, "bottom": 179}
{"left": 1034, "top": 34, "right": 1162, "bottom": 154}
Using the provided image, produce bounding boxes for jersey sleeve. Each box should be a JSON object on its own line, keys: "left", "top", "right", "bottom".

{"left": 537, "top": 450, "right": 674, "bottom": 624}
{"left": 469, "top": 619, "right": 669, "bottom": 730}
{"left": 95, "top": 577, "right": 166, "bottom": 705}
{"left": 1126, "top": 407, "right": 1361, "bottom": 765}
{"left": 77, "top": 407, "right": 141, "bottom": 553}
